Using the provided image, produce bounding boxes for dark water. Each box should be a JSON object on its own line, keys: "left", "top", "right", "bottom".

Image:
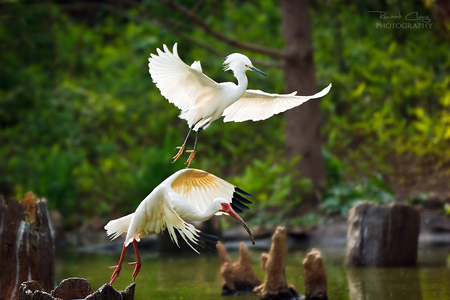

{"left": 56, "top": 243, "right": 450, "bottom": 300}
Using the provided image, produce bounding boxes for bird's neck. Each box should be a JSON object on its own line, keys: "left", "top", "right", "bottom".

{"left": 175, "top": 199, "right": 220, "bottom": 222}
{"left": 234, "top": 71, "right": 248, "bottom": 95}
{"left": 192, "top": 205, "right": 219, "bottom": 222}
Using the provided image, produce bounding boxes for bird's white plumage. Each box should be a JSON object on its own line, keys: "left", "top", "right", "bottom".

{"left": 148, "top": 43, "right": 332, "bottom": 131}
{"left": 223, "top": 84, "right": 332, "bottom": 122}
{"left": 104, "top": 168, "right": 238, "bottom": 253}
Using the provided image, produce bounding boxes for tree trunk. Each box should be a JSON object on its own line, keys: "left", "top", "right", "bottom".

{"left": 281, "top": 0, "right": 326, "bottom": 207}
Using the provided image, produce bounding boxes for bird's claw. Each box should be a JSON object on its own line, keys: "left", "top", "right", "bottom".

{"left": 108, "top": 265, "right": 121, "bottom": 285}
{"left": 128, "top": 261, "right": 141, "bottom": 281}
{"left": 185, "top": 150, "right": 196, "bottom": 168}
{"left": 172, "top": 145, "right": 185, "bottom": 163}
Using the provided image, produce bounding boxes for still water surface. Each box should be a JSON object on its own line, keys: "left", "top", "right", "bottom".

{"left": 56, "top": 243, "right": 450, "bottom": 300}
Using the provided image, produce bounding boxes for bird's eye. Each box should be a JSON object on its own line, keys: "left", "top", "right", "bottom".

{"left": 222, "top": 204, "right": 226, "bottom": 208}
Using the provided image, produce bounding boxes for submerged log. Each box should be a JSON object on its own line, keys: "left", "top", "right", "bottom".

{"left": 303, "top": 249, "right": 328, "bottom": 300}
{"left": 217, "top": 241, "right": 261, "bottom": 295}
{"left": 253, "top": 226, "right": 298, "bottom": 300}
{"left": 0, "top": 193, "right": 55, "bottom": 299}
{"left": 19, "top": 278, "right": 135, "bottom": 300}
{"left": 346, "top": 202, "right": 420, "bottom": 267}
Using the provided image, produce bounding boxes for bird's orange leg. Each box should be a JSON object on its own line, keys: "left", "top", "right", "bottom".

{"left": 172, "top": 144, "right": 185, "bottom": 162}
{"left": 185, "top": 150, "right": 196, "bottom": 168}
{"left": 173, "top": 119, "right": 203, "bottom": 163}
{"left": 185, "top": 123, "right": 208, "bottom": 168}
{"left": 109, "top": 243, "right": 127, "bottom": 285}
{"left": 128, "top": 239, "right": 141, "bottom": 281}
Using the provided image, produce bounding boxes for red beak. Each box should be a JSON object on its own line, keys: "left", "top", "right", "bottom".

{"left": 223, "top": 205, "right": 255, "bottom": 245}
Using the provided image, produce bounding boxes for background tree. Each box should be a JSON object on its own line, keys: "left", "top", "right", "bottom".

{"left": 282, "top": 0, "right": 326, "bottom": 207}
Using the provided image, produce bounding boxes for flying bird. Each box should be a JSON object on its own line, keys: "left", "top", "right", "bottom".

{"left": 148, "top": 43, "right": 332, "bottom": 167}
{"left": 104, "top": 168, "right": 254, "bottom": 285}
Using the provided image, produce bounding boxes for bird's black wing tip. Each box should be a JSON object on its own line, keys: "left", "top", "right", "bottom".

{"left": 231, "top": 203, "right": 244, "bottom": 214}
{"left": 231, "top": 188, "right": 253, "bottom": 214}
{"left": 235, "top": 187, "right": 253, "bottom": 197}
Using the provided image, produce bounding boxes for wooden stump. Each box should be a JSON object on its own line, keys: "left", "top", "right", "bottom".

{"left": 346, "top": 202, "right": 420, "bottom": 267}
{"left": 0, "top": 193, "right": 55, "bottom": 299}
{"left": 253, "top": 226, "right": 298, "bottom": 300}
{"left": 303, "top": 249, "right": 328, "bottom": 300}
{"left": 19, "top": 278, "right": 135, "bottom": 300}
{"left": 217, "top": 241, "right": 261, "bottom": 295}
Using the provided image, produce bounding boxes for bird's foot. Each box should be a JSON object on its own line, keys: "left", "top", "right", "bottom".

{"left": 185, "top": 150, "right": 196, "bottom": 168}
{"left": 172, "top": 145, "right": 185, "bottom": 163}
{"left": 128, "top": 261, "right": 141, "bottom": 281}
{"left": 108, "top": 264, "right": 122, "bottom": 285}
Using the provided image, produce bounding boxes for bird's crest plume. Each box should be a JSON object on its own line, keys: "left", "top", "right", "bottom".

{"left": 223, "top": 53, "right": 251, "bottom": 73}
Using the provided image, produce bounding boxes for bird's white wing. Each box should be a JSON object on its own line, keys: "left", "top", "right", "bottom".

{"left": 124, "top": 186, "right": 200, "bottom": 252}
{"left": 148, "top": 43, "right": 219, "bottom": 112}
{"left": 222, "top": 83, "right": 332, "bottom": 122}
{"left": 170, "top": 168, "right": 252, "bottom": 216}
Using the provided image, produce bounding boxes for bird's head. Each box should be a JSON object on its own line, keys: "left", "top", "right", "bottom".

{"left": 218, "top": 201, "right": 255, "bottom": 245}
{"left": 224, "top": 53, "right": 267, "bottom": 77}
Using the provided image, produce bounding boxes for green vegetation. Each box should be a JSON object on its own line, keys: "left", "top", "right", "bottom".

{"left": 1, "top": 1, "right": 448, "bottom": 229}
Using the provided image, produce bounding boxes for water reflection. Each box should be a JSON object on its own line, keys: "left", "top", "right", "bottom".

{"left": 55, "top": 244, "right": 450, "bottom": 300}
{"left": 346, "top": 267, "right": 423, "bottom": 300}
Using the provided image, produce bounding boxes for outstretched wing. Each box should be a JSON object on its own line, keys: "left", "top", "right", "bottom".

{"left": 148, "top": 43, "right": 219, "bottom": 112}
{"left": 222, "top": 83, "right": 332, "bottom": 122}
{"left": 170, "top": 169, "right": 252, "bottom": 214}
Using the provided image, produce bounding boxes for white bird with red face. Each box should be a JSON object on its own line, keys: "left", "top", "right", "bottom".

{"left": 148, "top": 43, "right": 332, "bottom": 167}
{"left": 104, "top": 168, "right": 254, "bottom": 285}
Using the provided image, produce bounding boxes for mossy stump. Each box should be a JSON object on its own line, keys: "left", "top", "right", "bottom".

{"left": 0, "top": 193, "right": 54, "bottom": 299}
{"left": 303, "top": 249, "right": 328, "bottom": 300}
{"left": 217, "top": 241, "right": 261, "bottom": 295}
{"left": 253, "top": 226, "right": 298, "bottom": 300}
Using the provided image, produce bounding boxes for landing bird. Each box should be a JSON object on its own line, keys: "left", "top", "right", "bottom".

{"left": 148, "top": 43, "right": 332, "bottom": 167}
{"left": 104, "top": 168, "right": 254, "bottom": 285}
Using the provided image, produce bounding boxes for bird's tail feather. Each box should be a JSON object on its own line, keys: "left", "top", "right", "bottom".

{"left": 179, "top": 110, "right": 212, "bottom": 131}
{"left": 104, "top": 213, "right": 134, "bottom": 241}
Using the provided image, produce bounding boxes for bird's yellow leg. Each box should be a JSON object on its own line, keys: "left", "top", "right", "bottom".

{"left": 183, "top": 124, "right": 205, "bottom": 168}
{"left": 108, "top": 243, "right": 127, "bottom": 285}
{"left": 128, "top": 239, "right": 141, "bottom": 281}
{"left": 172, "top": 144, "right": 185, "bottom": 162}
{"left": 185, "top": 150, "right": 196, "bottom": 168}
{"left": 172, "top": 121, "right": 200, "bottom": 163}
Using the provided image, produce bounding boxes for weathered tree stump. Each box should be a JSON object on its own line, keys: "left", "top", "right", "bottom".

{"left": 217, "top": 241, "right": 261, "bottom": 295}
{"left": 253, "top": 226, "right": 298, "bottom": 300}
{"left": 19, "top": 277, "right": 135, "bottom": 300}
{"left": 0, "top": 193, "right": 55, "bottom": 299}
{"left": 346, "top": 202, "right": 420, "bottom": 267}
{"left": 303, "top": 249, "right": 328, "bottom": 300}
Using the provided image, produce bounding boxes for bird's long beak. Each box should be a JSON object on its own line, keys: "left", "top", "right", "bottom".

{"left": 224, "top": 205, "right": 255, "bottom": 245}
{"left": 249, "top": 66, "right": 268, "bottom": 77}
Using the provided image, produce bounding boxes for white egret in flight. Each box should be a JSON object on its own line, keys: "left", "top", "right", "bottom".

{"left": 148, "top": 43, "right": 332, "bottom": 167}
{"left": 104, "top": 168, "right": 254, "bottom": 285}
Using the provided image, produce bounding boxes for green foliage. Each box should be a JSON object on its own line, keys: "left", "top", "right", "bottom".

{"left": 315, "top": 2, "right": 450, "bottom": 172}
{"left": 230, "top": 156, "right": 312, "bottom": 227}
{"left": 320, "top": 151, "right": 395, "bottom": 216}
